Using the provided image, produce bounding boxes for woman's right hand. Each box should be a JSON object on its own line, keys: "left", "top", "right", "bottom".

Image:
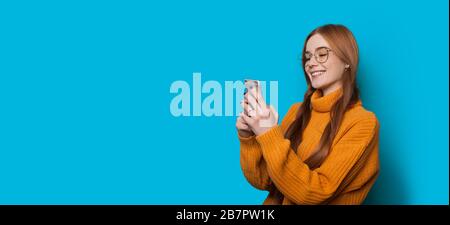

{"left": 236, "top": 113, "right": 254, "bottom": 138}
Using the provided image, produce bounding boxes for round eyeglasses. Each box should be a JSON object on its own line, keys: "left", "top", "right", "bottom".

{"left": 304, "top": 47, "right": 332, "bottom": 64}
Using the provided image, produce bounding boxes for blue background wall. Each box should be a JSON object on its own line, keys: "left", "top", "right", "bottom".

{"left": 0, "top": 0, "right": 448, "bottom": 204}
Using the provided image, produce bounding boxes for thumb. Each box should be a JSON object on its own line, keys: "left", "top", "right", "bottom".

{"left": 270, "top": 105, "right": 279, "bottom": 120}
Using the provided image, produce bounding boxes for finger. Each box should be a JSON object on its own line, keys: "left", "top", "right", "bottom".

{"left": 237, "top": 121, "right": 250, "bottom": 131}
{"left": 243, "top": 94, "right": 255, "bottom": 111}
{"left": 237, "top": 115, "right": 249, "bottom": 126}
{"left": 243, "top": 93, "right": 253, "bottom": 107}
{"left": 247, "top": 87, "right": 259, "bottom": 103}
{"left": 255, "top": 84, "right": 267, "bottom": 109}
{"left": 270, "top": 105, "right": 279, "bottom": 119}
{"left": 248, "top": 92, "right": 267, "bottom": 117}
{"left": 246, "top": 92, "right": 263, "bottom": 114}
{"left": 241, "top": 111, "right": 255, "bottom": 125}
{"left": 248, "top": 85, "right": 268, "bottom": 110}
{"left": 255, "top": 83, "right": 263, "bottom": 100}
{"left": 241, "top": 101, "right": 252, "bottom": 116}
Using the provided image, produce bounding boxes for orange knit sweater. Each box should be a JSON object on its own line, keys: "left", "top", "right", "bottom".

{"left": 239, "top": 88, "right": 380, "bottom": 205}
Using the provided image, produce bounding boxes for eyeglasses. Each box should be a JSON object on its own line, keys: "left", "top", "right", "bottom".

{"left": 304, "top": 47, "right": 333, "bottom": 64}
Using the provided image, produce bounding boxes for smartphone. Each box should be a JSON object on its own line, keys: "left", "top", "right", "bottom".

{"left": 244, "top": 79, "right": 260, "bottom": 117}
{"left": 244, "top": 79, "right": 259, "bottom": 95}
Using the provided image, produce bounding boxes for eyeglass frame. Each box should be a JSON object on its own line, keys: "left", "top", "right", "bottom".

{"left": 303, "top": 47, "right": 333, "bottom": 65}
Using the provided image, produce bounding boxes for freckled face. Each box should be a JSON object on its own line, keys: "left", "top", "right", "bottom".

{"left": 304, "top": 34, "right": 347, "bottom": 94}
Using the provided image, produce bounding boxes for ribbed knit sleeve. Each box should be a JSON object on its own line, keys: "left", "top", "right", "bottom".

{"left": 239, "top": 103, "right": 301, "bottom": 191}
{"left": 239, "top": 135, "right": 273, "bottom": 190}
{"left": 255, "top": 116, "right": 379, "bottom": 204}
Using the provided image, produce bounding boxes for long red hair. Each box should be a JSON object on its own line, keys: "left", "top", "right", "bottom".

{"left": 285, "top": 24, "right": 360, "bottom": 170}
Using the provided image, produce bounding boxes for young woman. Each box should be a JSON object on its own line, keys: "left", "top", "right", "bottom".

{"left": 236, "top": 24, "right": 380, "bottom": 205}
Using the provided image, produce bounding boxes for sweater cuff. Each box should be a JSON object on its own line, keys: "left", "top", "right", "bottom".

{"left": 255, "top": 125, "right": 285, "bottom": 148}
{"left": 238, "top": 132, "right": 256, "bottom": 143}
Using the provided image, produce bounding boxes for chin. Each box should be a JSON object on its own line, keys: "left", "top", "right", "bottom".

{"left": 311, "top": 82, "right": 324, "bottom": 90}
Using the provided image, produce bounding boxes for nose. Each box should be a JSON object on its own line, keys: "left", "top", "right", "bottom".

{"left": 305, "top": 57, "right": 319, "bottom": 71}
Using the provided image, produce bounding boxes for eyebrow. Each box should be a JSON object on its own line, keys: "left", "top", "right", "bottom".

{"left": 305, "top": 46, "right": 329, "bottom": 53}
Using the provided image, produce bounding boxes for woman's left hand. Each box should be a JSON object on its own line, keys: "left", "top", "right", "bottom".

{"left": 241, "top": 87, "right": 279, "bottom": 136}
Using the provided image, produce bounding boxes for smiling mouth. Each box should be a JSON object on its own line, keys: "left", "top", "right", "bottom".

{"left": 311, "top": 70, "right": 326, "bottom": 78}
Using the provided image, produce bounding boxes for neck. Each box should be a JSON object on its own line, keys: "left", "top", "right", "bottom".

{"left": 321, "top": 82, "right": 343, "bottom": 96}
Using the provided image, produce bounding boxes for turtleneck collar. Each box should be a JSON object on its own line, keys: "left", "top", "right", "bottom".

{"left": 311, "top": 88, "right": 343, "bottom": 112}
